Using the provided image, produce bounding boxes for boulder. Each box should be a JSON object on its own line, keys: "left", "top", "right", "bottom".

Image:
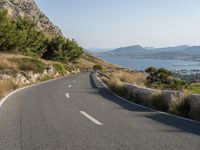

{"left": 45, "top": 66, "right": 54, "bottom": 75}
{"left": 26, "top": 71, "right": 40, "bottom": 82}
{"left": 0, "top": 74, "right": 13, "bottom": 81}
{"left": 15, "top": 73, "right": 30, "bottom": 85}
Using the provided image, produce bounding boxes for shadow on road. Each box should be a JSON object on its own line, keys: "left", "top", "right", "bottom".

{"left": 89, "top": 72, "right": 152, "bottom": 113}
{"left": 90, "top": 72, "right": 200, "bottom": 136}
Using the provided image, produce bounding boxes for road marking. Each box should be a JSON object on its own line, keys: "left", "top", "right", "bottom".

{"left": 80, "top": 111, "right": 103, "bottom": 126}
{"left": 0, "top": 75, "right": 68, "bottom": 108}
{"left": 73, "top": 79, "right": 78, "bottom": 83}
{"left": 68, "top": 85, "right": 72, "bottom": 88}
{"left": 66, "top": 93, "right": 70, "bottom": 98}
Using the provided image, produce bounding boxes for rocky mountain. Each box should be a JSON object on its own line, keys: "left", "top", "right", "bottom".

{"left": 0, "top": 0, "right": 62, "bottom": 36}
{"left": 98, "top": 45, "right": 200, "bottom": 61}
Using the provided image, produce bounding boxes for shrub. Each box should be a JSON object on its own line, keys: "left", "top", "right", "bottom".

{"left": 10, "top": 58, "right": 45, "bottom": 73}
{"left": 53, "top": 63, "right": 66, "bottom": 74}
{"left": 93, "top": 64, "right": 102, "bottom": 71}
{"left": 145, "top": 67, "right": 157, "bottom": 75}
{"left": 145, "top": 67, "right": 172, "bottom": 84}
{"left": 40, "top": 75, "right": 53, "bottom": 82}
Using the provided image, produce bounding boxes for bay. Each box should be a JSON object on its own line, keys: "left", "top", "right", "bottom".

{"left": 100, "top": 56, "right": 200, "bottom": 72}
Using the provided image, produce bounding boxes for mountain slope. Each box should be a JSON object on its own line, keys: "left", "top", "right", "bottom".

{"left": 0, "top": 0, "right": 62, "bottom": 36}
{"left": 100, "top": 45, "right": 147, "bottom": 57}
{"left": 99, "top": 45, "right": 200, "bottom": 61}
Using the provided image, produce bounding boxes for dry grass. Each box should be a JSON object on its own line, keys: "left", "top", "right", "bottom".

{"left": 0, "top": 52, "right": 66, "bottom": 98}
{"left": 0, "top": 53, "right": 18, "bottom": 70}
{"left": 76, "top": 58, "right": 96, "bottom": 70}
{"left": 77, "top": 53, "right": 118, "bottom": 70}
{"left": 0, "top": 80, "right": 18, "bottom": 97}
{"left": 0, "top": 53, "right": 31, "bottom": 71}
{"left": 101, "top": 76, "right": 128, "bottom": 97}
{"left": 0, "top": 52, "right": 59, "bottom": 71}
{"left": 110, "top": 70, "right": 146, "bottom": 86}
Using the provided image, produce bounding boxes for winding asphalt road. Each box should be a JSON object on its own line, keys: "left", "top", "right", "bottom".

{"left": 0, "top": 72, "right": 200, "bottom": 150}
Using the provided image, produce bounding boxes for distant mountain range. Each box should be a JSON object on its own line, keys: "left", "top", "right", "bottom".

{"left": 97, "top": 45, "right": 200, "bottom": 61}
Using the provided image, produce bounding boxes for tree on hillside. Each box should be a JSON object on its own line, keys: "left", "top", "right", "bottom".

{"left": 0, "top": 10, "right": 18, "bottom": 51}
{"left": 42, "top": 36, "right": 66, "bottom": 60}
{"left": 64, "top": 39, "right": 83, "bottom": 61}
{"left": 0, "top": 9, "right": 83, "bottom": 61}
{"left": 16, "top": 18, "right": 47, "bottom": 56}
{"left": 0, "top": 10, "right": 46, "bottom": 56}
{"left": 43, "top": 36, "right": 83, "bottom": 62}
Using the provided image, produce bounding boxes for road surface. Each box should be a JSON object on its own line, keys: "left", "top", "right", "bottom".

{"left": 0, "top": 72, "right": 199, "bottom": 150}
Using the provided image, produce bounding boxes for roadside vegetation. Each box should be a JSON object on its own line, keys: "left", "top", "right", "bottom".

{"left": 97, "top": 66, "right": 200, "bottom": 121}
{"left": 0, "top": 53, "right": 74, "bottom": 98}
{"left": 99, "top": 66, "right": 200, "bottom": 95}
{"left": 145, "top": 67, "right": 200, "bottom": 94}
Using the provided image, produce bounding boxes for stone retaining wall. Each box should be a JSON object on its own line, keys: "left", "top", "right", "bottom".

{"left": 125, "top": 83, "right": 200, "bottom": 121}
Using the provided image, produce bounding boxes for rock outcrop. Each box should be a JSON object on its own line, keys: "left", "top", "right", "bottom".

{"left": 0, "top": 0, "right": 63, "bottom": 36}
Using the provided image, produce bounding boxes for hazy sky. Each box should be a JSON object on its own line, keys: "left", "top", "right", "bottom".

{"left": 35, "top": 0, "right": 200, "bottom": 49}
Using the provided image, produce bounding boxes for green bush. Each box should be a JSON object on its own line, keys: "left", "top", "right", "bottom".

{"left": 93, "top": 64, "right": 102, "bottom": 71}
{"left": 42, "top": 36, "right": 83, "bottom": 62}
{"left": 40, "top": 75, "right": 53, "bottom": 82}
{"left": 53, "top": 63, "right": 66, "bottom": 74}
{"left": 11, "top": 58, "right": 45, "bottom": 73}
{"left": 145, "top": 67, "right": 172, "bottom": 84}
{"left": 64, "top": 64, "right": 73, "bottom": 72}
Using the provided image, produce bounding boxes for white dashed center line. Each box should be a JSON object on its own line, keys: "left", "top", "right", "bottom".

{"left": 66, "top": 93, "right": 70, "bottom": 98}
{"left": 68, "top": 85, "right": 72, "bottom": 88}
{"left": 80, "top": 111, "right": 103, "bottom": 126}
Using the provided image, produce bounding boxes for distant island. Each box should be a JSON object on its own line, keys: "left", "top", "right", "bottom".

{"left": 96, "top": 45, "right": 200, "bottom": 62}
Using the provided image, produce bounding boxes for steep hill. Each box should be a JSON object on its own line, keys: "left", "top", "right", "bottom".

{"left": 0, "top": 0, "right": 62, "bottom": 36}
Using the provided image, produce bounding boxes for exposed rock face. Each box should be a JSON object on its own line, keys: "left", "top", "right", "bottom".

{"left": 0, "top": 0, "right": 63, "bottom": 36}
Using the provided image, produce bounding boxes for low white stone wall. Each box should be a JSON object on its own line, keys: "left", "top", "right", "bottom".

{"left": 125, "top": 83, "right": 200, "bottom": 121}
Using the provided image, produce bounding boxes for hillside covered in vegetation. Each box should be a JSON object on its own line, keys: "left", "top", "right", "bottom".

{"left": 0, "top": 5, "right": 116, "bottom": 98}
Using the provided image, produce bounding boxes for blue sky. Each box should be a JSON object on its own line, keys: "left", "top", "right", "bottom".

{"left": 35, "top": 0, "right": 200, "bottom": 49}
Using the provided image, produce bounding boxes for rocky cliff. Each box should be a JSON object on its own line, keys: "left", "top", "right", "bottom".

{"left": 0, "top": 0, "right": 62, "bottom": 36}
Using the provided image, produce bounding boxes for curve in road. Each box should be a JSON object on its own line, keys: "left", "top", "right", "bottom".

{"left": 0, "top": 72, "right": 199, "bottom": 150}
